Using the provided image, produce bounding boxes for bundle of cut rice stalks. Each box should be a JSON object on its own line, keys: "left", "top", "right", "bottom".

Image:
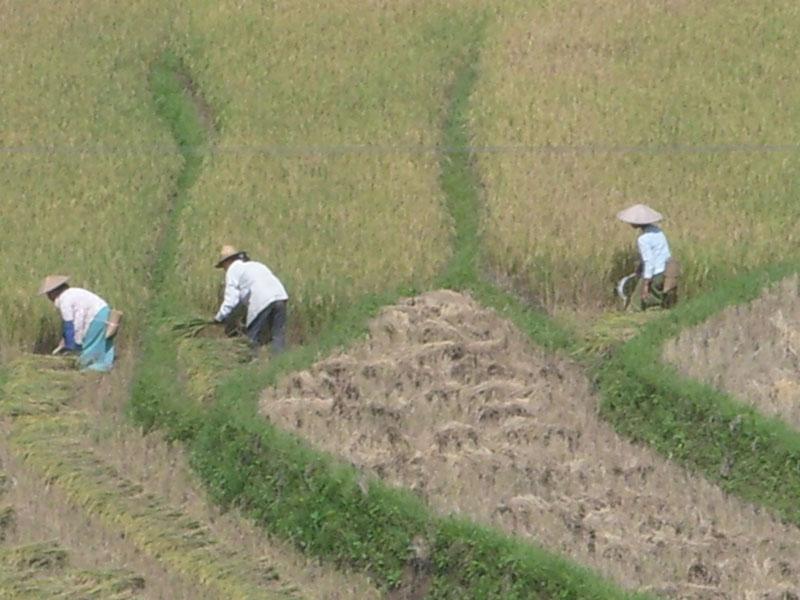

{"left": 574, "top": 311, "right": 662, "bottom": 359}
{"left": 169, "top": 317, "right": 217, "bottom": 339}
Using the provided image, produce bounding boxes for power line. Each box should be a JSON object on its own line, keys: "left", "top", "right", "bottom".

{"left": 2, "top": 142, "right": 800, "bottom": 157}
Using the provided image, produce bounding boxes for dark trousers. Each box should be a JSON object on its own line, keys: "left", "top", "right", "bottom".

{"left": 246, "top": 300, "right": 287, "bottom": 354}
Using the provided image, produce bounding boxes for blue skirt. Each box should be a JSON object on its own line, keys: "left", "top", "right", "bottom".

{"left": 79, "top": 306, "right": 116, "bottom": 372}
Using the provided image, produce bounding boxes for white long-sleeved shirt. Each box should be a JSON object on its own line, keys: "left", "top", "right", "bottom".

{"left": 54, "top": 287, "right": 108, "bottom": 345}
{"left": 214, "top": 260, "right": 288, "bottom": 326}
{"left": 637, "top": 225, "right": 671, "bottom": 279}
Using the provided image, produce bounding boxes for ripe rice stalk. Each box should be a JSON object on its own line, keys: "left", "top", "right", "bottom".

{"left": 0, "top": 541, "right": 67, "bottom": 571}
{"left": 165, "top": 1, "right": 484, "bottom": 332}
{"left": 574, "top": 311, "right": 660, "bottom": 358}
{"left": 169, "top": 317, "right": 216, "bottom": 339}
{"left": 0, "top": 564, "right": 144, "bottom": 600}
{"left": 0, "top": 0, "right": 183, "bottom": 350}
{"left": 0, "top": 356, "right": 79, "bottom": 417}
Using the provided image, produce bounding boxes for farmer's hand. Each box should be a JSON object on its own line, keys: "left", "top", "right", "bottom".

{"left": 641, "top": 280, "right": 651, "bottom": 300}
{"left": 51, "top": 340, "right": 65, "bottom": 355}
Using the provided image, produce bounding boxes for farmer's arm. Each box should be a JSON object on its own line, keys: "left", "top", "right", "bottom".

{"left": 214, "top": 266, "right": 241, "bottom": 323}
{"left": 56, "top": 299, "right": 79, "bottom": 351}
{"left": 62, "top": 320, "right": 78, "bottom": 351}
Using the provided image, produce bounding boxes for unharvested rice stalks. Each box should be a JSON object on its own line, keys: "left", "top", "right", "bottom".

{"left": 262, "top": 290, "right": 800, "bottom": 598}
{"left": 665, "top": 275, "right": 800, "bottom": 430}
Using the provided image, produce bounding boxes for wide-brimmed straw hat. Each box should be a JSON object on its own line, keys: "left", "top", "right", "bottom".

{"left": 37, "top": 275, "right": 69, "bottom": 296}
{"left": 215, "top": 244, "right": 243, "bottom": 268}
{"left": 616, "top": 204, "right": 663, "bottom": 226}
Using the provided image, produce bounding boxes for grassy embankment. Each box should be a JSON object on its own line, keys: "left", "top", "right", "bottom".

{"left": 130, "top": 8, "right": 648, "bottom": 598}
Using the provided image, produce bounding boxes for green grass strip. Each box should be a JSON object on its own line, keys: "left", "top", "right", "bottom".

{"left": 130, "top": 50, "right": 207, "bottom": 440}
{"left": 434, "top": 17, "right": 573, "bottom": 354}
{"left": 598, "top": 260, "right": 800, "bottom": 523}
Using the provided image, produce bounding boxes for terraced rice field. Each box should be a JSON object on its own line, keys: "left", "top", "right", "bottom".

{"left": 262, "top": 291, "right": 800, "bottom": 598}
{"left": 7, "top": 0, "right": 800, "bottom": 596}
{"left": 470, "top": 0, "right": 800, "bottom": 310}
{"left": 166, "top": 1, "right": 479, "bottom": 332}
{"left": 664, "top": 275, "right": 800, "bottom": 430}
{"left": 0, "top": 355, "right": 380, "bottom": 599}
{"left": 0, "top": 0, "right": 181, "bottom": 349}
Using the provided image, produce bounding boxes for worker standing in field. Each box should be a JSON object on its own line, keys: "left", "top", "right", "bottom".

{"left": 213, "top": 245, "right": 289, "bottom": 355}
{"left": 616, "top": 204, "right": 680, "bottom": 310}
{"left": 38, "top": 275, "right": 118, "bottom": 372}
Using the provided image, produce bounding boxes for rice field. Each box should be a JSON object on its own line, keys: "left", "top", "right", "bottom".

{"left": 165, "top": 1, "right": 484, "bottom": 331}
{"left": 0, "top": 0, "right": 182, "bottom": 350}
{"left": 470, "top": 0, "right": 800, "bottom": 311}
{"left": 664, "top": 275, "right": 800, "bottom": 429}
{"left": 7, "top": 0, "right": 800, "bottom": 596}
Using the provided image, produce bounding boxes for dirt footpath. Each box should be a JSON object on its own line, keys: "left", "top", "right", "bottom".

{"left": 665, "top": 275, "right": 800, "bottom": 431}
{"left": 261, "top": 290, "right": 800, "bottom": 598}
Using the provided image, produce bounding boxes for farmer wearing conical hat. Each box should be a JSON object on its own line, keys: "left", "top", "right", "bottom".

{"left": 213, "top": 245, "right": 289, "bottom": 354}
{"left": 37, "top": 275, "right": 118, "bottom": 372}
{"left": 616, "top": 204, "right": 680, "bottom": 310}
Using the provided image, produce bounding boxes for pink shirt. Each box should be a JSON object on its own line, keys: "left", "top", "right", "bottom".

{"left": 54, "top": 288, "right": 107, "bottom": 344}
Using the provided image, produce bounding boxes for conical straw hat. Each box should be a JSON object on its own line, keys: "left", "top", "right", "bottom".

{"left": 616, "top": 204, "right": 663, "bottom": 225}
{"left": 37, "top": 275, "right": 69, "bottom": 296}
{"left": 215, "top": 244, "right": 242, "bottom": 268}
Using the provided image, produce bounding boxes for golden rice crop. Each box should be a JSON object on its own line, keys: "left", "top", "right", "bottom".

{"left": 165, "top": 1, "right": 482, "bottom": 326}
{"left": 0, "top": 0, "right": 182, "bottom": 350}
{"left": 471, "top": 0, "right": 800, "bottom": 311}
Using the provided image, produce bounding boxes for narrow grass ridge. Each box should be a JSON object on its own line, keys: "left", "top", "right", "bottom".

{"left": 598, "top": 261, "right": 800, "bottom": 524}
{"left": 435, "top": 27, "right": 572, "bottom": 352}
{"left": 130, "top": 50, "right": 211, "bottom": 440}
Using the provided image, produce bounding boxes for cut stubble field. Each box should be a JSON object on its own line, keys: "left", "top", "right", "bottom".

{"left": 262, "top": 290, "right": 800, "bottom": 598}
{"left": 665, "top": 275, "right": 800, "bottom": 430}
{"left": 0, "top": 354, "right": 381, "bottom": 599}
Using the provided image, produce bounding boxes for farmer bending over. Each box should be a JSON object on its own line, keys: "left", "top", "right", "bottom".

{"left": 616, "top": 204, "right": 680, "bottom": 310}
{"left": 213, "top": 245, "right": 289, "bottom": 355}
{"left": 38, "top": 275, "right": 117, "bottom": 372}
